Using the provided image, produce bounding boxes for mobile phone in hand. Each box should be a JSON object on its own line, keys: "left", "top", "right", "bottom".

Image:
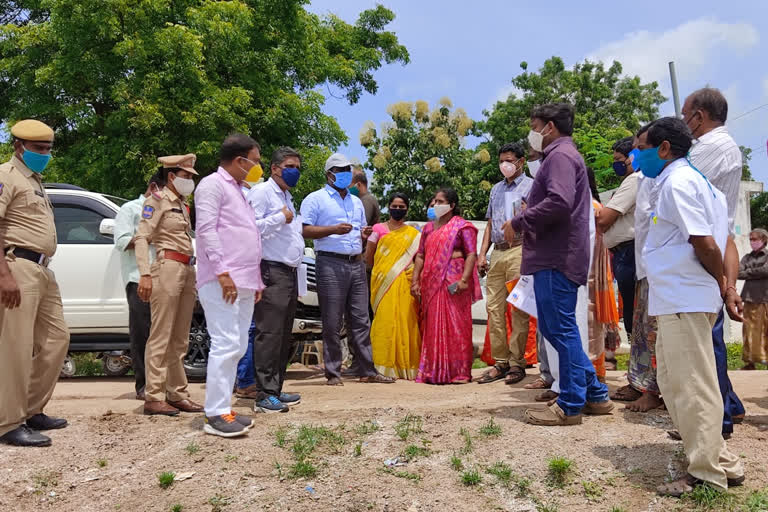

{"left": 447, "top": 282, "right": 459, "bottom": 295}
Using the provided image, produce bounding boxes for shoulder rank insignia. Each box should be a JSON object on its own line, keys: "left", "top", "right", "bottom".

{"left": 142, "top": 205, "right": 154, "bottom": 219}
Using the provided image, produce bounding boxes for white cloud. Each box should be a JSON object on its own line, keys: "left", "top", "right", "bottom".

{"left": 487, "top": 84, "right": 523, "bottom": 111}
{"left": 588, "top": 18, "right": 759, "bottom": 87}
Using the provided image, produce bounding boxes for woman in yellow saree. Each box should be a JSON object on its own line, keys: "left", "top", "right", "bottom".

{"left": 364, "top": 193, "right": 422, "bottom": 379}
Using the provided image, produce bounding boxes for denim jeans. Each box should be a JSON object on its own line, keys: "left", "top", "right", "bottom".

{"left": 611, "top": 242, "right": 636, "bottom": 335}
{"left": 712, "top": 311, "right": 745, "bottom": 434}
{"left": 236, "top": 321, "right": 257, "bottom": 389}
{"left": 533, "top": 269, "right": 609, "bottom": 415}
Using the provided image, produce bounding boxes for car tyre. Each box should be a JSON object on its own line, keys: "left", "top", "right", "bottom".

{"left": 102, "top": 354, "right": 131, "bottom": 377}
{"left": 60, "top": 355, "right": 76, "bottom": 378}
{"left": 185, "top": 311, "right": 210, "bottom": 382}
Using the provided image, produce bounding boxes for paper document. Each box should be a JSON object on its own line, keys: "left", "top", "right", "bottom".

{"left": 298, "top": 263, "right": 308, "bottom": 297}
{"left": 504, "top": 192, "right": 522, "bottom": 221}
{"left": 507, "top": 275, "right": 537, "bottom": 318}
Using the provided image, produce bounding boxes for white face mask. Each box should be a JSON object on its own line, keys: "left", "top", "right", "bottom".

{"left": 173, "top": 176, "right": 195, "bottom": 197}
{"left": 433, "top": 204, "right": 452, "bottom": 219}
{"left": 528, "top": 159, "right": 541, "bottom": 177}
{"left": 527, "top": 124, "right": 551, "bottom": 152}
{"left": 499, "top": 161, "right": 517, "bottom": 178}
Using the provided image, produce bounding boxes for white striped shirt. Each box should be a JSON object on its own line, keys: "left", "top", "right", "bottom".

{"left": 688, "top": 126, "right": 741, "bottom": 236}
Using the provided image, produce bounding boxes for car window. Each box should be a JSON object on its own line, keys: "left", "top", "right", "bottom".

{"left": 53, "top": 205, "right": 112, "bottom": 245}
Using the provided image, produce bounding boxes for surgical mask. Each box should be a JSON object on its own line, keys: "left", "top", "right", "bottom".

{"left": 499, "top": 161, "right": 517, "bottom": 178}
{"left": 389, "top": 208, "right": 407, "bottom": 221}
{"left": 426, "top": 207, "right": 436, "bottom": 220}
{"left": 527, "top": 159, "right": 541, "bottom": 177}
{"left": 331, "top": 171, "right": 353, "bottom": 189}
{"left": 612, "top": 161, "right": 627, "bottom": 176}
{"left": 349, "top": 186, "right": 360, "bottom": 196}
{"left": 527, "top": 124, "right": 550, "bottom": 153}
{"left": 433, "top": 204, "right": 451, "bottom": 218}
{"left": 751, "top": 240, "right": 764, "bottom": 252}
{"left": 281, "top": 167, "right": 300, "bottom": 188}
{"left": 172, "top": 176, "right": 195, "bottom": 197}
{"left": 635, "top": 147, "right": 668, "bottom": 179}
{"left": 21, "top": 145, "right": 52, "bottom": 173}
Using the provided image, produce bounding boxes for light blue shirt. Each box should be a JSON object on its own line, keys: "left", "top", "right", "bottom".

{"left": 300, "top": 185, "right": 366, "bottom": 255}
{"left": 114, "top": 195, "right": 155, "bottom": 285}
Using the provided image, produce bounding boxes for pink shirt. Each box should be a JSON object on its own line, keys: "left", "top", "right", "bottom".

{"left": 195, "top": 167, "right": 264, "bottom": 291}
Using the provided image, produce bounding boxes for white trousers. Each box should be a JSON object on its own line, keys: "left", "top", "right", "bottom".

{"left": 199, "top": 281, "right": 255, "bottom": 417}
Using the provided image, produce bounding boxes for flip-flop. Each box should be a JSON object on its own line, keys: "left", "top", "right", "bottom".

{"left": 523, "top": 378, "right": 551, "bottom": 390}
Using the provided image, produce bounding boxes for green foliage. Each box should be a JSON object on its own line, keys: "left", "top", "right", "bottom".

{"left": 184, "top": 442, "right": 200, "bottom": 455}
{"left": 536, "top": 502, "right": 560, "bottom": 512}
{"left": 208, "top": 495, "right": 231, "bottom": 512}
{"left": 353, "top": 442, "right": 362, "bottom": 457}
{"left": 682, "top": 483, "right": 737, "bottom": 510}
{"left": 273, "top": 426, "right": 289, "bottom": 448}
{"left": 459, "top": 427, "right": 473, "bottom": 455}
{"left": 384, "top": 468, "right": 422, "bottom": 482}
{"left": 289, "top": 460, "right": 317, "bottom": 478}
{"left": 354, "top": 420, "right": 382, "bottom": 436}
{"left": 743, "top": 488, "right": 768, "bottom": 511}
{"left": 401, "top": 443, "right": 430, "bottom": 461}
{"left": 581, "top": 480, "right": 603, "bottom": 500}
{"left": 157, "top": 471, "right": 175, "bottom": 489}
{"left": 461, "top": 468, "right": 482, "bottom": 486}
{"left": 751, "top": 193, "right": 768, "bottom": 230}
{"left": 740, "top": 145, "right": 753, "bottom": 181}
{"left": 96, "top": 458, "right": 108, "bottom": 468}
{"left": 547, "top": 456, "right": 574, "bottom": 487}
{"left": 394, "top": 414, "right": 424, "bottom": 441}
{"left": 170, "top": 505, "right": 183, "bottom": 512}
{"left": 478, "top": 418, "right": 502, "bottom": 437}
{"left": 0, "top": 1, "right": 408, "bottom": 198}
{"left": 516, "top": 476, "right": 532, "bottom": 496}
{"left": 486, "top": 461, "right": 513, "bottom": 485}
{"left": 450, "top": 456, "right": 464, "bottom": 471}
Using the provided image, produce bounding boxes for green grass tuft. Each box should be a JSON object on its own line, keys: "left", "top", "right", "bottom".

{"left": 547, "top": 456, "right": 574, "bottom": 487}
{"left": 461, "top": 468, "right": 482, "bottom": 486}
{"left": 289, "top": 460, "right": 317, "bottom": 478}
{"left": 355, "top": 420, "right": 381, "bottom": 436}
{"left": 582, "top": 480, "right": 603, "bottom": 500}
{"left": 354, "top": 442, "right": 362, "bottom": 457}
{"left": 402, "top": 443, "right": 431, "bottom": 461}
{"left": 96, "top": 458, "right": 108, "bottom": 468}
{"left": 459, "top": 427, "right": 473, "bottom": 455}
{"left": 394, "top": 414, "right": 424, "bottom": 441}
{"left": 516, "top": 476, "right": 532, "bottom": 496}
{"left": 170, "top": 505, "right": 183, "bottom": 512}
{"left": 486, "top": 461, "right": 513, "bottom": 485}
{"left": 743, "top": 488, "right": 768, "bottom": 512}
{"left": 184, "top": 442, "right": 200, "bottom": 455}
{"left": 478, "top": 417, "right": 502, "bottom": 437}
{"left": 157, "top": 471, "right": 175, "bottom": 489}
{"left": 450, "top": 456, "right": 464, "bottom": 471}
{"left": 681, "top": 483, "right": 738, "bottom": 510}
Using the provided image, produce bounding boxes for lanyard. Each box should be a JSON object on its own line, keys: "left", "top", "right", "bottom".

{"left": 685, "top": 156, "right": 716, "bottom": 198}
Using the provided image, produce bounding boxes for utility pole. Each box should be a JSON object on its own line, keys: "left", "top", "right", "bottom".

{"left": 669, "top": 61, "right": 681, "bottom": 117}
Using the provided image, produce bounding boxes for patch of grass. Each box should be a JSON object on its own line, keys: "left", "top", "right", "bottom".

{"left": 289, "top": 460, "right": 317, "bottom": 479}
{"left": 461, "top": 468, "right": 482, "bottom": 486}
{"left": 394, "top": 414, "right": 424, "bottom": 441}
{"left": 682, "top": 483, "right": 738, "bottom": 510}
{"left": 743, "top": 488, "right": 768, "bottom": 511}
{"left": 402, "top": 443, "right": 431, "bottom": 461}
{"left": 472, "top": 358, "right": 488, "bottom": 369}
{"left": 536, "top": 502, "right": 559, "bottom": 512}
{"left": 170, "top": 505, "right": 183, "bottom": 512}
{"left": 582, "top": 480, "right": 603, "bottom": 500}
{"left": 208, "top": 495, "right": 231, "bottom": 512}
{"left": 387, "top": 469, "right": 421, "bottom": 482}
{"left": 608, "top": 507, "right": 627, "bottom": 512}
{"left": 486, "top": 461, "right": 513, "bottom": 485}
{"left": 273, "top": 425, "right": 289, "bottom": 448}
{"left": 31, "top": 470, "right": 59, "bottom": 491}
{"left": 157, "top": 471, "right": 175, "bottom": 489}
{"left": 96, "top": 458, "right": 108, "bottom": 468}
{"left": 615, "top": 353, "right": 629, "bottom": 371}
{"left": 516, "top": 476, "right": 532, "bottom": 496}
{"left": 459, "top": 427, "right": 473, "bottom": 455}
{"left": 292, "top": 425, "right": 345, "bottom": 460}
{"left": 184, "top": 442, "right": 200, "bottom": 455}
{"left": 354, "top": 442, "right": 362, "bottom": 457}
{"left": 72, "top": 352, "right": 104, "bottom": 376}
{"left": 450, "top": 456, "right": 464, "bottom": 471}
{"left": 547, "top": 456, "right": 574, "bottom": 488}
{"left": 355, "top": 420, "right": 381, "bottom": 436}
{"left": 478, "top": 417, "right": 502, "bottom": 437}
{"left": 273, "top": 461, "right": 283, "bottom": 479}
{"left": 223, "top": 454, "right": 238, "bottom": 463}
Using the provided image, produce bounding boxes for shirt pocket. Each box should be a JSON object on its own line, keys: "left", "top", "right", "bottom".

{"left": 23, "top": 189, "right": 48, "bottom": 212}
{"left": 162, "top": 211, "right": 189, "bottom": 235}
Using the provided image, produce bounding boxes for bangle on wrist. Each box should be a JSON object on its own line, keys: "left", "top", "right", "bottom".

{"left": 725, "top": 285, "right": 738, "bottom": 295}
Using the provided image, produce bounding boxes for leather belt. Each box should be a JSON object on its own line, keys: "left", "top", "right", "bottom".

{"left": 494, "top": 241, "right": 520, "bottom": 251}
{"left": 262, "top": 260, "right": 298, "bottom": 273}
{"left": 5, "top": 247, "right": 51, "bottom": 267}
{"left": 161, "top": 250, "right": 196, "bottom": 265}
{"left": 317, "top": 251, "right": 362, "bottom": 262}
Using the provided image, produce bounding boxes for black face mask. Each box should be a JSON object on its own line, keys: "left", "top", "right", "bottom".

{"left": 389, "top": 208, "right": 407, "bottom": 221}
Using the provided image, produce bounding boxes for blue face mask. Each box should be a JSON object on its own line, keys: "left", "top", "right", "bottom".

{"left": 332, "top": 171, "right": 353, "bottom": 189}
{"left": 426, "top": 207, "right": 436, "bottom": 220}
{"left": 628, "top": 148, "right": 641, "bottom": 172}
{"left": 22, "top": 145, "right": 52, "bottom": 173}
{"left": 281, "top": 167, "right": 300, "bottom": 188}
{"left": 635, "top": 147, "right": 667, "bottom": 179}
{"left": 612, "top": 161, "right": 627, "bottom": 176}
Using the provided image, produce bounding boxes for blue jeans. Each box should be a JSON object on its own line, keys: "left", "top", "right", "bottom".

{"left": 610, "top": 242, "right": 636, "bottom": 335}
{"left": 712, "top": 311, "right": 745, "bottom": 434}
{"left": 533, "top": 269, "right": 609, "bottom": 416}
{"left": 236, "top": 321, "right": 257, "bottom": 389}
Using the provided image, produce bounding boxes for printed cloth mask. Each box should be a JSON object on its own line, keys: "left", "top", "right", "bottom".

{"left": 389, "top": 208, "right": 407, "bottom": 221}
{"left": 628, "top": 148, "right": 641, "bottom": 172}
{"left": 433, "top": 204, "right": 451, "bottom": 218}
{"left": 426, "top": 207, "right": 437, "bottom": 220}
{"left": 281, "top": 167, "right": 300, "bottom": 188}
{"left": 22, "top": 145, "right": 52, "bottom": 173}
{"left": 527, "top": 159, "right": 541, "bottom": 177}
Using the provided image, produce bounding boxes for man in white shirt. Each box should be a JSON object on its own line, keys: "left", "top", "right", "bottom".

{"left": 683, "top": 87, "right": 746, "bottom": 437}
{"left": 245, "top": 147, "right": 305, "bottom": 412}
{"left": 638, "top": 117, "right": 743, "bottom": 497}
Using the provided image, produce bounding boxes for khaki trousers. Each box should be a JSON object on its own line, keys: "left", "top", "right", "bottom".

{"left": 144, "top": 259, "right": 196, "bottom": 403}
{"left": 486, "top": 245, "right": 529, "bottom": 369}
{"left": 742, "top": 302, "right": 768, "bottom": 364}
{"left": 0, "top": 259, "right": 70, "bottom": 436}
{"left": 656, "top": 312, "right": 743, "bottom": 489}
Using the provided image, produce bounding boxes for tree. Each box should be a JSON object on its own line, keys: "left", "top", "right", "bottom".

{"left": 740, "top": 145, "right": 753, "bottom": 181}
{"left": 750, "top": 192, "right": 768, "bottom": 230}
{"left": 361, "top": 98, "right": 482, "bottom": 219}
{"left": 0, "top": 0, "right": 409, "bottom": 198}
{"left": 475, "top": 57, "right": 666, "bottom": 197}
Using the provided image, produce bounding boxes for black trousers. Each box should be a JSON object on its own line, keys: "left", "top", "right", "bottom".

{"left": 126, "top": 282, "right": 151, "bottom": 394}
{"left": 252, "top": 261, "right": 299, "bottom": 397}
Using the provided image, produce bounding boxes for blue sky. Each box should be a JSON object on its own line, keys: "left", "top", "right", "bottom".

{"left": 308, "top": 0, "right": 768, "bottom": 184}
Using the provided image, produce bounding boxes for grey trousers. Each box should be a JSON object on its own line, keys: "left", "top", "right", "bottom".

{"left": 537, "top": 331, "right": 554, "bottom": 385}
{"left": 315, "top": 255, "right": 376, "bottom": 379}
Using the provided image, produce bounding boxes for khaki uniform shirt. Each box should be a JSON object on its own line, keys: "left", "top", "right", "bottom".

{"left": 603, "top": 171, "right": 640, "bottom": 249}
{"left": 134, "top": 187, "right": 193, "bottom": 276}
{"left": 0, "top": 155, "right": 57, "bottom": 258}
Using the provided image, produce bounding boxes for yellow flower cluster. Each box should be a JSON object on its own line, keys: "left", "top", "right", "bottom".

{"left": 480, "top": 180, "right": 493, "bottom": 191}
{"left": 415, "top": 100, "right": 430, "bottom": 122}
{"left": 387, "top": 101, "right": 413, "bottom": 122}
{"left": 425, "top": 157, "right": 442, "bottom": 173}
{"left": 358, "top": 121, "right": 376, "bottom": 147}
{"left": 452, "top": 108, "right": 473, "bottom": 136}
{"left": 438, "top": 96, "right": 453, "bottom": 108}
{"left": 372, "top": 153, "right": 388, "bottom": 169}
{"left": 432, "top": 126, "right": 452, "bottom": 148}
{"left": 380, "top": 146, "right": 392, "bottom": 160}
{"left": 429, "top": 109, "right": 443, "bottom": 126}
{"left": 474, "top": 149, "right": 491, "bottom": 163}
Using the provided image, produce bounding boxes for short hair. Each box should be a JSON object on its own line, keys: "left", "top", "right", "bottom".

{"left": 158, "top": 166, "right": 181, "bottom": 182}
{"left": 270, "top": 146, "right": 302, "bottom": 168}
{"left": 220, "top": 134, "right": 260, "bottom": 162}
{"left": 531, "top": 103, "right": 575, "bottom": 135}
{"left": 688, "top": 87, "right": 728, "bottom": 124}
{"left": 750, "top": 228, "right": 768, "bottom": 241}
{"left": 612, "top": 136, "right": 634, "bottom": 157}
{"left": 636, "top": 122, "right": 652, "bottom": 139}
{"left": 646, "top": 117, "right": 693, "bottom": 158}
{"left": 148, "top": 171, "right": 166, "bottom": 188}
{"left": 498, "top": 142, "right": 525, "bottom": 158}
{"left": 586, "top": 167, "right": 600, "bottom": 202}
{"left": 351, "top": 171, "right": 368, "bottom": 186}
{"left": 388, "top": 192, "right": 410, "bottom": 208}
{"left": 435, "top": 187, "right": 461, "bottom": 216}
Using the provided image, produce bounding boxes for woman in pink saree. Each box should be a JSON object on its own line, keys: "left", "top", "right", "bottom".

{"left": 411, "top": 188, "right": 482, "bottom": 384}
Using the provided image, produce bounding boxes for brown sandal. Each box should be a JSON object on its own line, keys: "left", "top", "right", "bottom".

{"left": 610, "top": 384, "right": 642, "bottom": 402}
{"left": 523, "top": 377, "right": 551, "bottom": 390}
{"left": 476, "top": 364, "right": 509, "bottom": 384}
{"left": 504, "top": 367, "right": 526, "bottom": 385}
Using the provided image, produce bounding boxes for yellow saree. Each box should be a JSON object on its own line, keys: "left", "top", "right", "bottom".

{"left": 370, "top": 225, "right": 422, "bottom": 379}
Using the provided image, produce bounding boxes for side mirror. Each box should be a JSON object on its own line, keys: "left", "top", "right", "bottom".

{"left": 99, "top": 218, "right": 115, "bottom": 236}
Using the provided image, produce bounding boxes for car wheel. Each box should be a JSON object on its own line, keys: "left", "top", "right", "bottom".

{"left": 102, "top": 354, "right": 131, "bottom": 377}
{"left": 60, "top": 355, "right": 76, "bottom": 378}
{"left": 185, "top": 312, "right": 210, "bottom": 382}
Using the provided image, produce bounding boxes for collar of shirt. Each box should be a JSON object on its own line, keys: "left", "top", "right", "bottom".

{"left": 324, "top": 183, "right": 349, "bottom": 199}
{"left": 163, "top": 185, "right": 180, "bottom": 202}
{"left": 655, "top": 157, "right": 691, "bottom": 185}
{"left": 11, "top": 154, "right": 35, "bottom": 178}
{"left": 268, "top": 177, "right": 293, "bottom": 205}
{"left": 542, "top": 136, "right": 574, "bottom": 157}
{"left": 502, "top": 173, "right": 527, "bottom": 189}
{"left": 694, "top": 125, "right": 729, "bottom": 145}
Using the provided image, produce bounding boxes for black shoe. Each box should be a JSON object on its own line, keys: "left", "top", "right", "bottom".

{"left": 0, "top": 425, "right": 52, "bottom": 447}
{"left": 26, "top": 413, "right": 68, "bottom": 431}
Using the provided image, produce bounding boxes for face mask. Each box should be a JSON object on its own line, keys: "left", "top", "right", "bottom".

{"left": 527, "top": 124, "right": 550, "bottom": 153}
{"left": 21, "top": 144, "right": 52, "bottom": 173}
{"left": 612, "top": 161, "right": 627, "bottom": 176}
{"left": 426, "top": 207, "right": 436, "bottom": 220}
{"left": 685, "top": 111, "right": 702, "bottom": 137}
{"left": 628, "top": 148, "right": 640, "bottom": 172}
{"left": 389, "top": 208, "right": 407, "bottom": 221}
{"left": 433, "top": 204, "right": 452, "bottom": 218}
{"left": 527, "top": 159, "right": 541, "bottom": 177}
{"left": 349, "top": 186, "right": 360, "bottom": 196}
{"left": 499, "top": 161, "right": 517, "bottom": 178}
{"left": 331, "top": 171, "right": 353, "bottom": 190}
{"left": 281, "top": 167, "right": 300, "bottom": 188}
{"left": 635, "top": 147, "right": 667, "bottom": 179}
{"left": 149, "top": 183, "right": 163, "bottom": 200}
{"left": 751, "top": 240, "right": 764, "bottom": 252}
{"left": 240, "top": 158, "right": 263, "bottom": 183}
{"left": 172, "top": 176, "right": 195, "bottom": 197}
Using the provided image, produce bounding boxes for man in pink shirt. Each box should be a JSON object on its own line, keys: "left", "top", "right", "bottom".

{"left": 195, "top": 134, "right": 265, "bottom": 438}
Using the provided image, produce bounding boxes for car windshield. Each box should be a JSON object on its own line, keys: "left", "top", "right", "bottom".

{"left": 102, "top": 194, "right": 129, "bottom": 207}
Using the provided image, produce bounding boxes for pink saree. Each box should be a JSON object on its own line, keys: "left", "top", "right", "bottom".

{"left": 416, "top": 216, "right": 482, "bottom": 384}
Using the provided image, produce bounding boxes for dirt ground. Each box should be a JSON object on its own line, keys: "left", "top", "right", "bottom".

{"left": 1, "top": 367, "right": 767, "bottom": 512}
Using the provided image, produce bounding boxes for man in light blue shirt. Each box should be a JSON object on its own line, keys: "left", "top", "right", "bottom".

{"left": 113, "top": 172, "right": 164, "bottom": 400}
{"left": 300, "top": 153, "right": 395, "bottom": 386}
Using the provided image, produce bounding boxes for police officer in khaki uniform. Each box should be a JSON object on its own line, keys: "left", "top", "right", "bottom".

{"left": 135, "top": 154, "right": 204, "bottom": 416}
{"left": 0, "top": 120, "right": 70, "bottom": 447}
